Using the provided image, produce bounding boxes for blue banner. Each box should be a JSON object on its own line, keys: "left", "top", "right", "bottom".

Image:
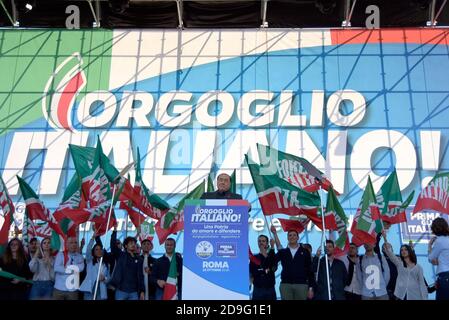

{"left": 182, "top": 199, "right": 249, "bottom": 300}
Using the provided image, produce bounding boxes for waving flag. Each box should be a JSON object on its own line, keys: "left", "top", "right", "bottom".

{"left": 155, "top": 181, "right": 205, "bottom": 245}
{"left": 138, "top": 221, "right": 155, "bottom": 243}
{"left": 325, "top": 187, "right": 349, "bottom": 257}
{"left": 132, "top": 148, "right": 170, "bottom": 220}
{"left": 162, "top": 252, "right": 178, "bottom": 300}
{"left": 256, "top": 144, "right": 336, "bottom": 194}
{"left": 120, "top": 201, "right": 146, "bottom": 230}
{"left": 0, "top": 176, "right": 14, "bottom": 255}
{"left": 351, "top": 176, "right": 383, "bottom": 246}
{"left": 278, "top": 217, "right": 310, "bottom": 234}
{"left": 246, "top": 155, "right": 321, "bottom": 221}
{"left": 413, "top": 172, "right": 449, "bottom": 215}
{"left": 17, "top": 176, "right": 68, "bottom": 262}
{"left": 376, "top": 169, "right": 414, "bottom": 224}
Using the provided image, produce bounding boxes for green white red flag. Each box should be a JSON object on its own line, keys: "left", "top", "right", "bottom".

{"left": 162, "top": 253, "right": 178, "bottom": 300}
{"left": 249, "top": 247, "right": 261, "bottom": 266}
{"left": 17, "top": 176, "right": 68, "bottom": 262}
{"left": 376, "top": 169, "right": 414, "bottom": 224}
{"left": 132, "top": 148, "right": 170, "bottom": 220}
{"left": 120, "top": 201, "right": 146, "bottom": 230}
{"left": 256, "top": 144, "right": 336, "bottom": 194}
{"left": 325, "top": 187, "right": 349, "bottom": 257}
{"left": 278, "top": 217, "right": 310, "bottom": 234}
{"left": 413, "top": 172, "right": 449, "bottom": 215}
{"left": 69, "top": 143, "right": 136, "bottom": 207}
{"left": 246, "top": 155, "right": 321, "bottom": 222}
{"left": 155, "top": 181, "right": 205, "bottom": 245}
{"left": 351, "top": 176, "right": 383, "bottom": 246}
{"left": 0, "top": 176, "right": 14, "bottom": 255}
{"left": 53, "top": 173, "right": 85, "bottom": 237}
{"left": 27, "top": 220, "right": 52, "bottom": 238}
{"left": 138, "top": 221, "right": 155, "bottom": 243}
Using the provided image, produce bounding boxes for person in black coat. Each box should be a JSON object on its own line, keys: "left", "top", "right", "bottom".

{"left": 250, "top": 235, "right": 277, "bottom": 300}
{"left": 313, "top": 240, "right": 348, "bottom": 300}
{"left": 0, "top": 238, "right": 33, "bottom": 300}
{"left": 109, "top": 236, "right": 144, "bottom": 300}
{"left": 152, "top": 237, "right": 183, "bottom": 300}
{"left": 200, "top": 173, "right": 243, "bottom": 200}
{"left": 271, "top": 226, "right": 315, "bottom": 300}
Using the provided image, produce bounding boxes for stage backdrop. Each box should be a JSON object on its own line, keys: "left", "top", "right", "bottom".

{"left": 1, "top": 28, "right": 449, "bottom": 298}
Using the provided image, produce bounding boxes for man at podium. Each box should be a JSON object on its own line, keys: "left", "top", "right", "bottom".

{"left": 200, "top": 173, "right": 242, "bottom": 200}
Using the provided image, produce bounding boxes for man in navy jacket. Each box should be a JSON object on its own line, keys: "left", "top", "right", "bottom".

{"left": 271, "top": 226, "right": 315, "bottom": 300}
{"left": 152, "top": 238, "right": 183, "bottom": 300}
{"left": 109, "top": 236, "right": 145, "bottom": 300}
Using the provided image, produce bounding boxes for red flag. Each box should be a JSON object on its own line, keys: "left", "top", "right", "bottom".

{"left": 120, "top": 201, "right": 146, "bottom": 229}
{"left": 249, "top": 247, "right": 261, "bottom": 266}
{"left": 278, "top": 218, "right": 310, "bottom": 234}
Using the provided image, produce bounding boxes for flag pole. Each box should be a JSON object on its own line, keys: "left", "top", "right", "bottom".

{"left": 316, "top": 227, "right": 324, "bottom": 282}
{"left": 125, "top": 208, "right": 129, "bottom": 238}
{"left": 319, "top": 185, "right": 332, "bottom": 301}
{"left": 93, "top": 162, "right": 134, "bottom": 300}
{"left": 92, "top": 183, "right": 117, "bottom": 301}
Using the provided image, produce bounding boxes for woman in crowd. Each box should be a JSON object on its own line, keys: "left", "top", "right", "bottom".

{"left": 80, "top": 236, "right": 110, "bottom": 300}
{"left": 28, "top": 237, "right": 55, "bottom": 300}
{"left": 0, "top": 238, "right": 33, "bottom": 300}
{"left": 382, "top": 240, "right": 427, "bottom": 300}
{"left": 428, "top": 217, "right": 449, "bottom": 300}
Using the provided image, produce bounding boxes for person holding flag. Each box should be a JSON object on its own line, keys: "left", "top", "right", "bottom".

{"left": 28, "top": 237, "right": 55, "bottom": 300}
{"left": 270, "top": 226, "right": 315, "bottom": 300}
{"left": 109, "top": 236, "right": 145, "bottom": 300}
{"left": 79, "top": 236, "right": 110, "bottom": 300}
{"left": 0, "top": 238, "right": 33, "bottom": 300}
{"left": 152, "top": 237, "right": 182, "bottom": 300}
{"left": 382, "top": 239, "right": 428, "bottom": 300}
{"left": 313, "top": 240, "right": 347, "bottom": 300}
{"left": 249, "top": 235, "right": 277, "bottom": 300}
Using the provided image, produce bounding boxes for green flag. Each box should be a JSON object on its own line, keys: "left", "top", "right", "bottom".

{"left": 351, "top": 176, "right": 383, "bottom": 246}
{"left": 155, "top": 181, "right": 205, "bottom": 244}
{"left": 376, "top": 169, "right": 414, "bottom": 224}
{"left": 246, "top": 155, "right": 321, "bottom": 223}
{"left": 325, "top": 187, "right": 349, "bottom": 256}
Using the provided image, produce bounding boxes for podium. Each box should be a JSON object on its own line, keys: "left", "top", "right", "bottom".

{"left": 182, "top": 199, "right": 250, "bottom": 300}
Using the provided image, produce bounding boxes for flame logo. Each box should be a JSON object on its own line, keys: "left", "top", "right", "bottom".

{"left": 42, "top": 52, "right": 87, "bottom": 131}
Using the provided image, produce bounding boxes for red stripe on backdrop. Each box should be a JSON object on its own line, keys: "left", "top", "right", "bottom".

{"left": 330, "top": 28, "right": 449, "bottom": 47}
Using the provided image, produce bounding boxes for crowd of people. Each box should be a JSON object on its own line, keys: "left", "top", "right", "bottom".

{"left": 0, "top": 217, "right": 448, "bottom": 300}
{"left": 0, "top": 227, "right": 182, "bottom": 301}
{"left": 249, "top": 217, "right": 449, "bottom": 301}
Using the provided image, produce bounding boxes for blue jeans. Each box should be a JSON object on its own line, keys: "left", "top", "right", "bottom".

{"left": 29, "top": 281, "right": 54, "bottom": 300}
{"left": 115, "top": 289, "right": 138, "bottom": 300}
{"left": 436, "top": 272, "right": 449, "bottom": 300}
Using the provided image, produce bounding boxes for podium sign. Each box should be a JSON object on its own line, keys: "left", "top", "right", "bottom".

{"left": 182, "top": 199, "right": 249, "bottom": 300}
